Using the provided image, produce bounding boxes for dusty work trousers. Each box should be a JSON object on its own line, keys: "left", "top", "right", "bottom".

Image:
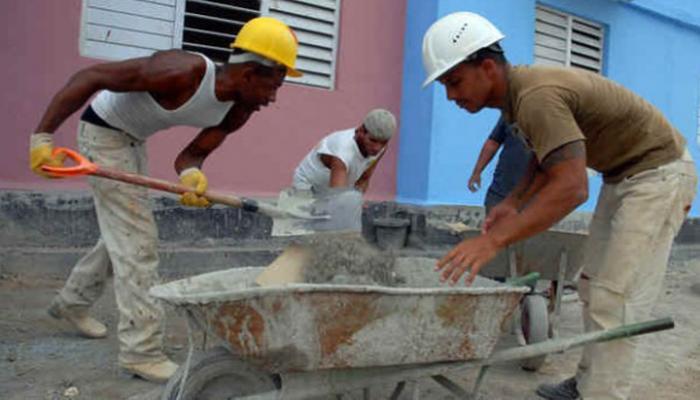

{"left": 56, "top": 121, "right": 166, "bottom": 365}
{"left": 576, "top": 150, "right": 697, "bottom": 400}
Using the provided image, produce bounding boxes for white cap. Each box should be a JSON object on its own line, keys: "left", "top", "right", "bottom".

{"left": 422, "top": 12, "right": 505, "bottom": 88}
{"left": 363, "top": 109, "right": 397, "bottom": 141}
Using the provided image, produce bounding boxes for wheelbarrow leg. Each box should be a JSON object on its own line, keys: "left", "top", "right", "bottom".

{"left": 389, "top": 381, "right": 406, "bottom": 400}
{"left": 389, "top": 380, "right": 420, "bottom": 400}
{"left": 432, "top": 375, "right": 472, "bottom": 399}
{"left": 508, "top": 246, "right": 527, "bottom": 347}
{"left": 550, "top": 248, "right": 568, "bottom": 340}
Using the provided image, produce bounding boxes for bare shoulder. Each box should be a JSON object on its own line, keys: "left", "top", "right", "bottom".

{"left": 143, "top": 50, "right": 206, "bottom": 88}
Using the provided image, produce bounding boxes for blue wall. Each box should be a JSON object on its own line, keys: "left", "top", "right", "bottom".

{"left": 398, "top": 0, "right": 700, "bottom": 215}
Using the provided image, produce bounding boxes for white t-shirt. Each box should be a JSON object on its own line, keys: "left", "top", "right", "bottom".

{"left": 292, "top": 129, "right": 381, "bottom": 193}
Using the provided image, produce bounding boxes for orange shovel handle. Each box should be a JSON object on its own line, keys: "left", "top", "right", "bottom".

{"left": 41, "top": 147, "right": 99, "bottom": 177}
{"left": 38, "top": 148, "right": 323, "bottom": 220}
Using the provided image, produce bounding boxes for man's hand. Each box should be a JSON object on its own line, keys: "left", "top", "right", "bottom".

{"left": 435, "top": 234, "right": 503, "bottom": 285}
{"left": 468, "top": 173, "right": 481, "bottom": 192}
{"left": 179, "top": 167, "right": 211, "bottom": 207}
{"left": 29, "top": 133, "right": 66, "bottom": 178}
{"left": 482, "top": 201, "right": 518, "bottom": 233}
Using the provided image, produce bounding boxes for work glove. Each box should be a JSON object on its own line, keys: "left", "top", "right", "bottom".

{"left": 29, "top": 133, "right": 66, "bottom": 178}
{"left": 179, "top": 167, "right": 211, "bottom": 207}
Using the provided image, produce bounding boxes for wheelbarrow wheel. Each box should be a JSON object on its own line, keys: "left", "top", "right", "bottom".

{"left": 161, "top": 346, "right": 277, "bottom": 400}
{"left": 519, "top": 294, "right": 549, "bottom": 371}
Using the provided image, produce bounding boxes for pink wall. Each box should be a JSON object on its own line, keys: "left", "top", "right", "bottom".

{"left": 0, "top": 0, "right": 406, "bottom": 201}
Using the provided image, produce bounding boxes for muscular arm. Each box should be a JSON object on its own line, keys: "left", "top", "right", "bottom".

{"left": 174, "top": 103, "right": 254, "bottom": 172}
{"left": 488, "top": 140, "right": 588, "bottom": 246}
{"left": 35, "top": 50, "right": 200, "bottom": 134}
{"left": 498, "top": 156, "right": 547, "bottom": 210}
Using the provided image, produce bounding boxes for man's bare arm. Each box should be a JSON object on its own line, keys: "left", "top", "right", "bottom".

{"left": 471, "top": 139, "right": 500, "bottom": 177}
{"left": 319, "top": 154, "right": 349, "bottom": 188}
{"left": 354, "top": 150, "right": 386, "bottom": 192}
{"left": 488, "top": 140, "right": 588, "bottom": 246}
{"left": 35, "top": 51, "right": 200, "bottom": 134}
{"left": 174, "top": 104, "right": 254, "bottom": 172}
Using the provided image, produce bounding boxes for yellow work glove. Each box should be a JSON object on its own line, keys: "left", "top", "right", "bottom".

{"left": 179, "top": 167, "right": 211, "bottom": 207}
{"left": 29, "top": 133, "right": 66, "bottom": 178}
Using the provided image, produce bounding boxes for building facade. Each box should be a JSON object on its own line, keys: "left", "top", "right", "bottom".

{"left": 398, "top": 0, "right": 700, "bottom": 216}
{"left": 2, "top": 0, "right": 699, "bottom": 215}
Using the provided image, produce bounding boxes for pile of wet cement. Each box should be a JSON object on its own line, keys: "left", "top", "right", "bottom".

{"left": 295, "top": 232, "right": 398, "bottom": 286}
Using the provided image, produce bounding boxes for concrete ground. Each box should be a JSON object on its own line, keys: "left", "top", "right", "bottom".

{"left": 1, "top": 245, "right": 699, "bottom": 400}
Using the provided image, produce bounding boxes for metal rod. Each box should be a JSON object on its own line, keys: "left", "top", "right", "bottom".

{"left": 471, "top": 366, "right": 489, "bottom": 398}
{"left": 389, "top": 382, "right": 406, "bottom": 400}
{"left": 432, "top": 375, "right": 472, "bottom": 399}
{"left": 551, "top": 248, "right": 568, "bottom": 339}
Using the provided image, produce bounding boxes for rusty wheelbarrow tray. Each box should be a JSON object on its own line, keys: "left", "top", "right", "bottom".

{"left": 150, "top": 259, "right": 673, "bottom": 400}
{"left": 150, "top": 262, "right": 528, "bottom": 372}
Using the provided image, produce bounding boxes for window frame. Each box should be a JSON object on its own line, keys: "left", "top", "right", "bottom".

{"left": 79, "top": 0, "right": 342, "bottom": 89}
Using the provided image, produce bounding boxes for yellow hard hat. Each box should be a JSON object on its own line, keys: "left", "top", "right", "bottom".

{"left": 231, "top": 17, "right": 302, "bottom": 77}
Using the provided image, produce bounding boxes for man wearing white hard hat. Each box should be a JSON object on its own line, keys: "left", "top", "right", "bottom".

{"left": 292, "top": 108, "right": 397, "bottom": 194}
{"left": 422, "top": 11, "right": 696, "bottom": 400}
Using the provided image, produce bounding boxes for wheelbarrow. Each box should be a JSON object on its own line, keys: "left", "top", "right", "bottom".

{"left": 460, "top": 228, "right": 587, "bottom": 371}
{"left": 149, "top": 257, "right": 672, "bottom": 400}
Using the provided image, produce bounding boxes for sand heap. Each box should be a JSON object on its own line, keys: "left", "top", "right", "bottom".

{"left": 296, "top": 232, "right": 398, "bottom": 286}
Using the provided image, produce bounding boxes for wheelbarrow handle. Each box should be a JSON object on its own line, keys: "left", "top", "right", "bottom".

{"left": 507, "top": 272, "right": 540, "bottom": 288}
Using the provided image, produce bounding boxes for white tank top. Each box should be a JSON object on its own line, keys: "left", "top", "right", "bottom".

{"left": 292, "top": 129, "right": 381, "bottom": 193}
{"left": 91, "top": 53, "right": 234, "bottom": 139}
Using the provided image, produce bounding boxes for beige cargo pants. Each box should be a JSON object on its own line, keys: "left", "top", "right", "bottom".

{"left": 55, "top": 121, "right": 166, "bottom": 365}
{"left": 577, "top": 149, "right": 697, "bottom": 399}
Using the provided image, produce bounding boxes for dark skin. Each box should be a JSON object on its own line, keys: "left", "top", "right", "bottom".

{"left": 434, "top": 59, "right": 589, "bottom": 285}
{"left": 35, "top": 50, "right": 286, "bottom": 175}
{"left": 319, "top": 125, "right": 389, "bottom": 192}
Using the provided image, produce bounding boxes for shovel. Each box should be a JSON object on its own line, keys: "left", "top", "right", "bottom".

{"left": 43, "top": 148, "right": 366, "bottom": 287}
{"left": 41, "top": 147, "right": 329, "bottom": 220}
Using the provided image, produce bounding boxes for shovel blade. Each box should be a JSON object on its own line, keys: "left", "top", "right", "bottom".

{"left": 272, "top": 188, "right": 363, "bottom": 236}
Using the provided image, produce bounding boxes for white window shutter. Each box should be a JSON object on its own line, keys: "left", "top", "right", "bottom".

{"left": 79, "top": 0, "right": 341, "bottom": 89}
{"left": 267, "top": 0, "right": 341, "bottom": 89}
{"left": 80, "top": 0, "right": 180, "bottom": 60}
{"left": 534, "top": 6, "right": 604, "bottom": 74}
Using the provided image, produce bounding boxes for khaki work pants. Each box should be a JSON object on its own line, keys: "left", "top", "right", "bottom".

{"left": 56, "top": 121, "right": 166, "bottom": 365}
{"left": 576, "top": 150, "right": 697, "bottom": 400}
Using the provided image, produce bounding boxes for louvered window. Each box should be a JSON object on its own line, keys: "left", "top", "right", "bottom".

{"left": 534, "top": 5, "right": 605, "bottom": 73}
{"left": 79, "top": 0, "right": 341, "bottom": 89}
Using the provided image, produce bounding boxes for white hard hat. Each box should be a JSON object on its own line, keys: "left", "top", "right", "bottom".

{"left": 421, "top": 12, "right": 505, "bottom": 88}
{"left": 363, "top": 108, "right": 396, "bottom": 141}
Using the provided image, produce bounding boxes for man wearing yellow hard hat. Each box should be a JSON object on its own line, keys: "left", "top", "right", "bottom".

{"left": 29, "top": 16, "right": 300, "bottom": 383}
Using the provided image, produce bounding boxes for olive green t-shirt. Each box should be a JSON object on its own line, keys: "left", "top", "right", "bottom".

{"left": 503, "top": 66, "right": 684, "bottom": 182}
